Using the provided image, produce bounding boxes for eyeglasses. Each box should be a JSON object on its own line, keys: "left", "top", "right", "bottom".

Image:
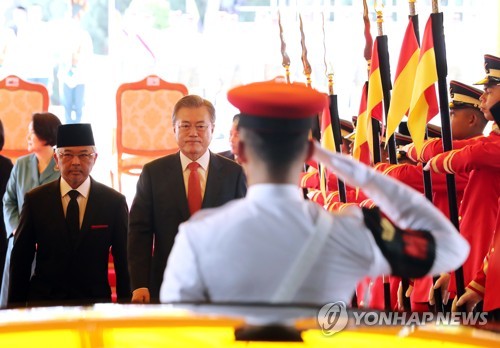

{"left": 58, "top": 152, "right": 96, "bottom": 161}
{"left": 177, "top": 123, "right": 211, "bottom": 133}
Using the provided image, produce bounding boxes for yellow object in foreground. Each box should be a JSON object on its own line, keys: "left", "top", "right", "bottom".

{"left": 0, "top": 305, "right": 498, "bottom": 347}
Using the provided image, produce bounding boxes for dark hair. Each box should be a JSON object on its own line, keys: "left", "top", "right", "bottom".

{"left": 0, "top": 119, "right": 5, "bottom": 151}
{"left": 32, "top": 112, "right": 62, "bottom": 146}
{"left": 241, "top": 128, "right": 310, "bottom": 179}
{"left": 172, "top": 95, "right": 216, "bottom": 125}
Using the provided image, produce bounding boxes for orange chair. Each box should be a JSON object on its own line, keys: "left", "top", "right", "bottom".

{"left": 0, "top": 75, "right": 49, "bottom": 162}
{"left": 113, "top": 75, "right": 188, "bottom": 191}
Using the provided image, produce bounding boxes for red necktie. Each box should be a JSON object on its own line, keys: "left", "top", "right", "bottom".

{"left": 187, "top": 162, "right": 202, "bottom": 215}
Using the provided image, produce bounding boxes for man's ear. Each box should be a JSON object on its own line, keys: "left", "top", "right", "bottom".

{"left": 237, "top": 140, "right": 247, "bottom": 164}
{"left": 468, "top": 112, "right": 477, "bottom": 126}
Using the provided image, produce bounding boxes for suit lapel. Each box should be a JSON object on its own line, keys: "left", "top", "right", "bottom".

{"left": 171, "top": 153, "right": 190, "bottom": 220}
{"left": 203, "top": 152, "right": 223, "bottom": 208}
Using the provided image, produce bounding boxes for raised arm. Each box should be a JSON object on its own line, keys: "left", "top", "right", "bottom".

{"left": 313, "top": 142, "right": 469, "bottom": 276}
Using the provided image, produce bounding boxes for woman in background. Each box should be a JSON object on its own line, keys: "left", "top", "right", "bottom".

{"left": 0, "top": 112, "right": 61, "bottom": 307}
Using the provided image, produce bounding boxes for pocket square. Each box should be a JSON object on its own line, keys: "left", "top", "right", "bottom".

{"left": 91, "top": 225, "right": 109, "bottom": 229}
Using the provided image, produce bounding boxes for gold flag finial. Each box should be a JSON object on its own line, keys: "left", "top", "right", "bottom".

{"left": 409, "top": 0, "right": 417, "bottom": 16}
{"left": 299, "top": 14, "right": 312, "bottom": 88}
{"left": 432, "top": 0, "right": 439, "bottom": 14}
{"left": 322, "top": 12, "right": 334, "bottom": 95}
{"left": 375, "top": 0, "right": 384, "bottom": 36}
{"left": 278, "top": 11, "right": 291, "bottom": 84}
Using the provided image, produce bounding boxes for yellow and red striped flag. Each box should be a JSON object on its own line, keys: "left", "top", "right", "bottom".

{"left": 386, "top": 19, "right": 420, "bottom": 144}
{"left": 366, "top": 39, "right": 384, "bottom": 124}
{"left": 365, "top": 39, "right": 384, "bottom": 160}
{"left": 319, "top": 102, "right": 335, "bottom": 199}
{"left": 320, "top": 102, "right": 336, "bottom": 152}
{"left": 353, "top": 82, "right": 371, "bottom": 165}
{"left": 408, "top": 16, "right": 439, "bottom": 155}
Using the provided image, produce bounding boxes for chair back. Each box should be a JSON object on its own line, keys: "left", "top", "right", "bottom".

{"left": 0, "top": 75, "right": 49, "bottom": 160}
{"left": 114, "top": 75, "right": 188, "bottom": 190}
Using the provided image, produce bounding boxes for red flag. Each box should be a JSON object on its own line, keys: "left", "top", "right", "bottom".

{"left": 366, "top": 39, "right": 384, "bottom": 123}
{"left": 408, "top": 16, "right": 439, "bottom": 155}
{"left": 320, "top": 103, "right": 335, "bottom": 152}
{"left": 353, "top": 82, "right": 371, "bottom": 165}
{"left": 386, "top": 19, "right": 420, "bottom": 143}
{"left": 320, "top": 103, "right": 335, "bottom": 198}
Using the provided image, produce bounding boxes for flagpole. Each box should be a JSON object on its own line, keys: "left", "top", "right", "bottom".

{"left": 377, "top": 1, "right": 413, "bottom": 313}
{"left": 408, "top": 1, "right": 444, "bottom": 314}
{"left": 430, "top": 0, "right": 465, "bottom": 302}
{"left": 363, "top": 0, "right": 392, "bottom": 311}
{"left": 278, "top": 11, "right": 291, "bottom": 84}
{"left": 279, "top": 10, "right": 311, "bottom": 201}
{"left": 300, "top": 14, "right": 312, "bottom": 89}
{"left": 375, "top": 2, "right": 397, "bottom": 165}
{"left": 322, "top": 13, "right": 347, "bottom": 203}
{"left": 409, "top": 0, "right": 420, "bottom": 41}
{"left": 298, "top": 14, "right": 321, "bottom": 142}
{"left": 366, "top": 3, "right": 382, "bottom": 165}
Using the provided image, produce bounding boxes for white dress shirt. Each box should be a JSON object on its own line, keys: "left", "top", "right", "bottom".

{"left": 160, "top": 151, "right": 469, "bottom": 305}
{"left": 180, "top": 150, "right": 210, "bottom": 199}
{"left": 60, "top": 177, "right": 91, "bottom": 228}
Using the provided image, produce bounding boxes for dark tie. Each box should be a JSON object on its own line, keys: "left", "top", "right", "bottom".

{"left": 66, "top": 190, "right": 80, "bottom": 238}
{"left": 187, "top": 162, "right": 202, "bottom": 215}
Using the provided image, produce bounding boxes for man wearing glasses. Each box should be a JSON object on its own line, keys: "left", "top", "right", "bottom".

{"left": 7, "top": 124, "right": 130, "bottom": 307}
{"left": 129, "top": 95, "right": 247, "bottom": 304}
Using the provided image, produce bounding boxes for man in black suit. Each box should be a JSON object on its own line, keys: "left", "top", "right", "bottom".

{"left": 8, "top": 124, "right": 130, "bottom": 307}
{"left": 218, "top": 114, "right": 240, "bottom": 163}
{"left": 129, "top": 95, "right": 247, "bottom": 303}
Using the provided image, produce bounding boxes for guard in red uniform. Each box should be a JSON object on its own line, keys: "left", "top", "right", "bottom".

{"left": 427, "top": 55, "right": 500, "bottom": 311}
{"left": 452, "top": 55, "right": 500, "bottom": 320}
{"left": 376, "top": 80, "right": 487, "bottom": 311}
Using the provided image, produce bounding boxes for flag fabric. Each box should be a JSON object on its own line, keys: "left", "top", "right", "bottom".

{"left": 366, "top": 39, "right": 384, "bottom": 124}
{"left": 353, "top": 82, "right": 371, "bottom": 165}
{"left": 407, "top": 16, "right": 439, "bottom": 155}
{"left": 319, "top": 102, "right": 335, "bottom": 200}
{"left": 385, "top": 19, "right": 420, "bottom": 144}
{"left": 365, "top": 39, "right": 384, "bottom": 160}
{"left": 320, "top": 103, "right": 336, "bottom": 152}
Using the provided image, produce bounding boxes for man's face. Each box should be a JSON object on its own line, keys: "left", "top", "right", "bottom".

{"left": 480, "top": 85, "right": 500, "bottom": 121}
{"left": 174, "top": 106, "right": 214, "bottom": 161}
{"left": 229, "top": 122, "right": 240, "bottom": 156}
{"left": 450, "top": 108, "right": 472, "bottom": 140}
{"left": 55, "top": 146, "right": 97, "bottom": 189}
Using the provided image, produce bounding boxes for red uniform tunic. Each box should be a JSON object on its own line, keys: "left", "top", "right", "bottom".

{"left": 406, "top": 135, "right": 485, "bottom": 163}
{"left": 374, "top": 162, "right": 469, "bottom": 308}
{"left": 427, "top": 132, "right": 500, "bottom": 291}
{"left": 468, "top": 197, "right": 500, "bottom": 311}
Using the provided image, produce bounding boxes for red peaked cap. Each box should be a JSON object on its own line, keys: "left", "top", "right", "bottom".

{"left": 227, "top": 81, "right": 327, "bottom": 132}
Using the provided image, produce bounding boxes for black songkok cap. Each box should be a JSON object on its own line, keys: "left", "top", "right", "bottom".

{"left": 56, "top": 123, "right": 95, "bottom": 148}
